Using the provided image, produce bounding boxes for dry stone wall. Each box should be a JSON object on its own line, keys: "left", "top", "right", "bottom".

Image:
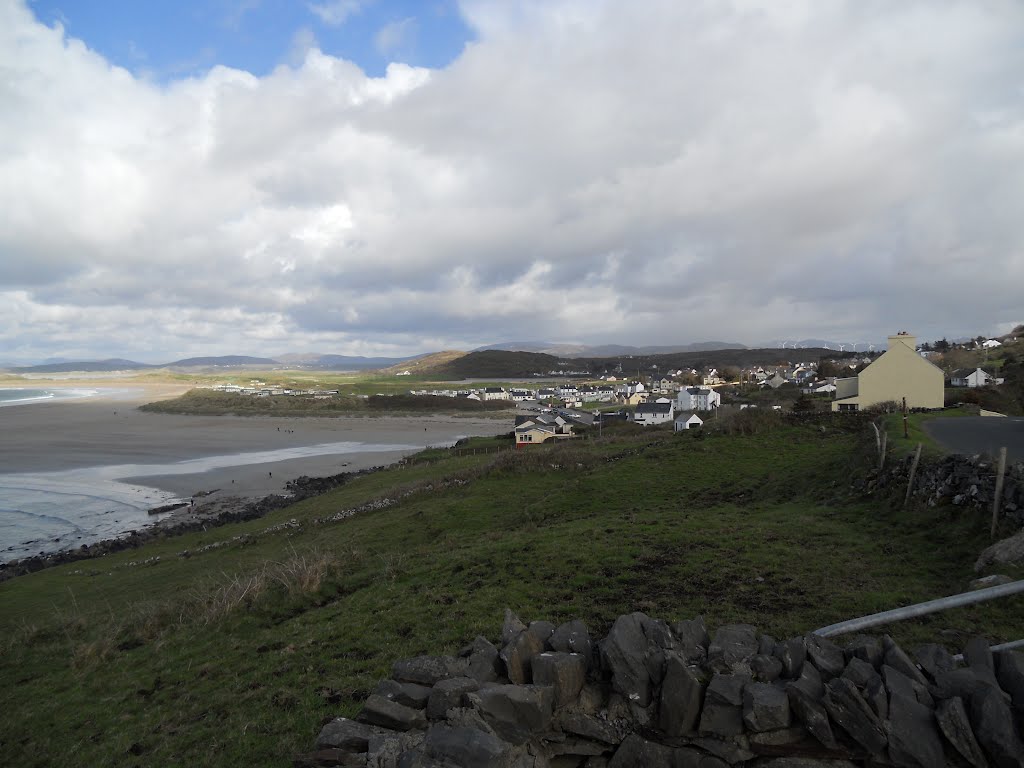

{"left": 296, "top": 610, "right": 1024, "bottom": 768}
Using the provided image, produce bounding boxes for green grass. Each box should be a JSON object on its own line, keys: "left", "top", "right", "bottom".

{"left": 2, "top": 421, "right": 1022, "bottom": 767}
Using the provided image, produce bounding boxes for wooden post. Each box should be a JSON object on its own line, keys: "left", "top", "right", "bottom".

{"left": 904, "top": 443, "right": 922, "bottom": 508}
{"left": 902, "top": 397, "right": 909, "bottom": 440}
{"left": 991, "top": 447, "right": 1008, "bottom": 539}
{"left": 879, "top": 430, "right": 887, "bottom": 471}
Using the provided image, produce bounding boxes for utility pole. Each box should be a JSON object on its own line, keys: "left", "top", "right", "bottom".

{"left": 902, "top": 397, "right": 909, "bottom": 439}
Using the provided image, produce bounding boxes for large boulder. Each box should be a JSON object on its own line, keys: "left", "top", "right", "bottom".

{"left": 601, "top": 613, "right": 656, "bottom": 706}
{"left": 821, "top": 677, "right": 887, "bottom": 755}
{"left": 708, "top": 624, "right": 759, "bottom": 669}
{"left": 969, "top": 684, "right": 1024, "bottom": 768}
{"left": 785, "top": 684, "right": 838, "bottom": 750}
{"left": 501, "top": 629, "right": 545, "bottom": 685}
{"left": 935, "top": 697, "right": 989, "bottom": 768}
{"left": 359, "top": 694, "right": 429, "bottom": 732}
{"left": 315, "top": 717, "right": 384, "bottom": 752}
{"left": 673, "top": 616, "right": 710, "bottom": 664}
{"left": 531, "top": 652, "right": 587, "bottom": 707}
{"left": 658, "top": 653, "right": 706, "bottom": 737}
{"left": 427, "top": 677, "right": 480, "bottom": 721}
{"left": 549, "top": 619, "right": 593, "bottom": 662}
{"left": 422, "top": 724, "right": 529, "bottom": 768}
{"left": 466, "top": 636, "right": 504, "bottom": 683}
{"left": 698, "top": 673, "right": 747, "bottom": 738}
{"left": 885, "top": 693, "right": 945, "bottom": 768}
{"left": 472, "top": 684, "right": 554, "bottom": 745}
{"left": 392, "top": 656, "right": 469, "bottom": 687}
{"left": 996, "top": 649, "right": 1024, "bottom": 711}
{"left": 743, "top": 682, "right": 791, "bottom": 732}
{"left": 375, "top": 679, "right": 434, "bottom": 710}
{"left": 805, "top": 634, "right": 845, "bottom": 680}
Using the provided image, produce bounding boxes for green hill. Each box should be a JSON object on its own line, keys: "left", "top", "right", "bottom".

{"left": 431, "top": 350, "right": 561, "bottom": 378}
{"left": 1, "top": 417, "right": 1021, "bottom": 766}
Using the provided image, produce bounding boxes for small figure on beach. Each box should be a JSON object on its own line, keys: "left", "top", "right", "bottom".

{"left": 268, "top": 471, "right": 272, "bottom": 477}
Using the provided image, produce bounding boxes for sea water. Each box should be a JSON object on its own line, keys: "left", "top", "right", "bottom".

{"left": 0, "top": 440, "right": 422, "bottom": 563}
{"left": 0, "top": 388, "right": 100, "bottom": 407}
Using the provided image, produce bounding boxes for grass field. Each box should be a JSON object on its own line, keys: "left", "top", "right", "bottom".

{"left": 1, "top": 416, "right": 1022, "bottom": 767}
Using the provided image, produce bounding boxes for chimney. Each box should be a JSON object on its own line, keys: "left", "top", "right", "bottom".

{"left": 888, "top": 331, "right": 916, "bottom": 351}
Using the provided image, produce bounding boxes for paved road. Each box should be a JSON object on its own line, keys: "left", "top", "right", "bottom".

{"left": 923, "top": 416, "right": 1024, "bottom": 462}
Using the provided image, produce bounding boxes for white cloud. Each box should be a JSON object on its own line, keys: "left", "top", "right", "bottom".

{"left": 375, "top": 16, "right": 416, "bottom": 58}
{"left": 308, "top": 0, "right": 366, "bottom": 27}
{"left": 1, "top": 0, "right": 1023, "bottom": 361}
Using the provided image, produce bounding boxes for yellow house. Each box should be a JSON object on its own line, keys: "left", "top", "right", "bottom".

{"left": 831, "top": 332, "right": 944, "bottom": 412}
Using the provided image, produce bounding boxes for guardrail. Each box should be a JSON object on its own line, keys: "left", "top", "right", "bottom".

{"left": 812, "top": 580, "right": 1024, "bottom": 652}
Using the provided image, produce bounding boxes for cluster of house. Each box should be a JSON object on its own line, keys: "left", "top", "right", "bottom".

{"left": 209, "top": 383, "right": 340, "bottom": 398}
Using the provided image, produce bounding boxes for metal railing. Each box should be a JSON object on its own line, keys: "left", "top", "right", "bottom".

{"left": 813, "top": 580, "right": 1024, "bottom": 650}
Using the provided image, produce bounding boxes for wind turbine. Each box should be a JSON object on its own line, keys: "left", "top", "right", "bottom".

{"left": 838, "top": 344, "right": 846, "bottom": 352}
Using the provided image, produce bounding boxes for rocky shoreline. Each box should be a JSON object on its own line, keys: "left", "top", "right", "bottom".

{"left": 0, "top": 468, "right": 383, "bottom": 583}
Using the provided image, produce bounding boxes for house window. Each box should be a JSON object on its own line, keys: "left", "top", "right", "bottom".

{"left": 838, "top": 403, "right": 858, "bottom": 412}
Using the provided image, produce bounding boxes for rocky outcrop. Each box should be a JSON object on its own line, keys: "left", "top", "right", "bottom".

{"left": 298, "top": 612, "right": 1024, "bottom": 767}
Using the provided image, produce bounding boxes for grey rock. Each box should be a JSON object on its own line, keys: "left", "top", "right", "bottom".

{"left": 672, "top": 616, "right": 710, "bottom": 664}
{"left": 641, "top": 615, "right": 676, "bottom": 686}
{"left": 294, "top": 749, "right": 367, "bottom": 768}
{"left": 881, "top": 635, "right": 929, "bottom": 687}
{"left": 964, "top": 636, "right": 1001, "bottom": 691}
{"left": 881, "top": 665, "right": 933, "bottom": 709}
{"left": 601, "top": 613, "right": 655, "bottom": 706}
{"left": 974, "top": 528, "right": 1024, "bottom": 571}
{"left": 760, "top": 634, "right": 778, "bottom": 655}
{"left": 755, "top": 759, "right": 859, "bottom": 768}
{"left": 935, "top": 697, "right": 989, "bottom": 768}
{"left": 316, "top": 717, "right": 383, "bottom": 751}
{"left": 367, "top": 730, "right": 426, "bottom": 768}
{"left": 864, "top": 676, "right": 888, "bottom": 721}
{"left": 844, "top": 635, "right": 883, "bottom": 669}
{"left": 970, "top": 574, "right": 1014, "bottom": 590}
{"left": 467, "top": 636, "right": 504, "bottom": 683}
{"left": 698, "top": 673, "right": 747, "bottom": 737}
{"left": 685, "top": 737, "right": 750, "bottom": 765}
{"left": 747, "top": 726, "right": 811, "bottom": 748}
{"left": 932, "top": 667, "right": 989, "bottom": 701}
{"left": 658, "top": 653, "right": 705, "bottom": 737}
{"left": 549, "top": 619, "right": 593, "bottom": 663}
{"left": 789, "top": 660, "right": 824, "bottom": 700}
{"left": 607, "top": 734, "right": 674, "bottom": 768}
{"left": 375, "top": 679, "right": 434, "bottom": 709}
{"left": 821, "top": 677, "right": 887, "bottom": 754}
{"left": 750, "top": 653, "right": 784, "bottom": 683}
{"left": 423, "top": 724, "right": 526, "bottom": 768}
{"left": 573, "top": 682, "right": 609, "bottom": 716}
{"left": 501, "top": 629, "right": 545, "bottom": 685}
{"left": 473, "top": 684, "right": 554, "bottom": 745}
{"left": 886, "top": 693, "right": 945, "bottom": 768}
{"left": 914, "top": 643, "right": 954, "bottom": 682}
{"left": 782, "top": 684, "right": 839, "bottom": 749}
{"left": 996, "top": 649, "right": 1024, "bottom": 711}
{"left": 392, "top": 655, "right": 469, "bottom": 686}
{"left": 427, "top": 677, "right": 479, "bottom": 720}
{"left": 502, "top": 608, "right": 527, "bottom": 645}
{"left": 527, "top": 620, "right": 556, "bottom": 647}
{"left": 556, "top": 711, "right": 622, "bottom": 745}
{"left": 708, "top": 624, "right": 759, "bottom": 668}
{"left": 805, "top": 634, "right": 846, "bottom": 681}
{"left": 531, "top": 652, "right": 587, "bottom": 707}
{"left": 743, "top": 682, "right": 791, "bottom": 732}
{"left": 969, "top": 684, "right": 1024, "bottom": 768}
{"left": 774, "top": 637, "right": 806, "bottom": 679}
{"left": 546, "top": 736, "right": 609, "bottom": 758}
{"left": 360, "top": 694, "right": 429, "bottom": 732}
{"left": 841, "top": 657, "right": 880, "bottom": 689}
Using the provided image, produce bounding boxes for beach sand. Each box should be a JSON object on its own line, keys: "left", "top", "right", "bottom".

{"left": 0, "top": 383, "right": 504, "bottom": 498}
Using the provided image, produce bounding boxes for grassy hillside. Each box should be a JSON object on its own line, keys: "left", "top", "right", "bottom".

{"left": 430, "top": 350, "right": 561, "bottom": 379}
{"left": 2, "top": 419, "right": 1022, "bottom": 767}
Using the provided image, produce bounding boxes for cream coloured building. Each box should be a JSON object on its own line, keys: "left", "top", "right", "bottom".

{"left": 831, "top": 332, "right": 944, "bottom": 412}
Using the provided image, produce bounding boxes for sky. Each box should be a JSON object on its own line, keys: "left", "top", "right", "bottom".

{"left": 2, "top": 0, "right": 1023, "bottom": 363}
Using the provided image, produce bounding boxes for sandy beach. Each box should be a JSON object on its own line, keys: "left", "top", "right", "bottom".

{"left": 0, "top": 383, "right": 505, "bottom": 560}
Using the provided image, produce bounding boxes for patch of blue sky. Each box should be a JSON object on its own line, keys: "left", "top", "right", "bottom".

{"left": 28, "top": 0, "right": 475, "bottom": 79}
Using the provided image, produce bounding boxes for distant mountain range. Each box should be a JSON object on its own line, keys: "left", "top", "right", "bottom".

{"left": 3, "top": 353, "right": 418, "bottom": 373}
{"left": 474, "top": 341, "right": 748, "bottom": 357}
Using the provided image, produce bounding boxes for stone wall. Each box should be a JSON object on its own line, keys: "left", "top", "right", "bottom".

{"left": 861, "top": 452, "right": 1024, "bottom": 526}
{"left": 296, "top": 610, "right": 1024, "bottom": 767}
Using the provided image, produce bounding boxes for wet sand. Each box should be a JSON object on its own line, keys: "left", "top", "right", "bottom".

{"left": 0, "top": 384, "right": 504, "bottom": 498}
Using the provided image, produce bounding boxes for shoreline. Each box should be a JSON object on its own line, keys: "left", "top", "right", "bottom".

{"left": 0, "top": 468, "right": 383, "bottom": 581}
{"left": 0, "top": 385, "right": 505, "bottom": 567}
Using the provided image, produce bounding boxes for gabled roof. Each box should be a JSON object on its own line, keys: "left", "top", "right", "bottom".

{"left": 635, "top": 402, "right": 673, "bottom": 414}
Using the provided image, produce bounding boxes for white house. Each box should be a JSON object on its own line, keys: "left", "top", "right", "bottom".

{"left": 676, "top": 387, "right": 721, "bottom": 411}
{"left": 950, "top": 368, "right": 1003, "bottom": 388}
{"left": 482, "top": 387, "right": 511, "bottom": 401}
{"left": 982, "top": 339, "right": 1002, "bottom": 349}
{"left": 674, "top": 413, "right": 703, "bottom": 431}
{"left": 630, "top": 402, "right": 674, "bottom": 426}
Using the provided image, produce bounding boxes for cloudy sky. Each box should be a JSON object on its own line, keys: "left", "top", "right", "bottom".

{"left": 2, "top": 0, "right": 1022, "bottom": 362}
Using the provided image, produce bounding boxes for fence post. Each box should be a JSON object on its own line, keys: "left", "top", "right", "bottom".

{"left": 879, "top": 430, "right": 888, "bottom": 471}
{"left": 991, "top": 446, "right": 1008, "bottom": 539}
{"left": 904, "top": 442, "right": 922, "bottom": 509}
